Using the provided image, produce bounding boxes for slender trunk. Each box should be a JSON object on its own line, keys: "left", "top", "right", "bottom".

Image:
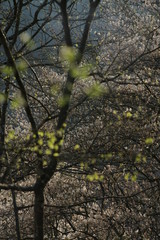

{"left": 34, "top": 186, "right": 44, "bottom": 240}
{"left": 11, "top": 190, "right": 21, "bottom": 240}
{"left": 0, "top": 81, "right": 9, "bottom": 158}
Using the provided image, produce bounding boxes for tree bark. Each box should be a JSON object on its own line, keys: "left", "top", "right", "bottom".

{"left": 34, "top": 186, "right": 44, "bottom": 240}
{"left": 11, "top": 190, "right": 21, "bottom": 240}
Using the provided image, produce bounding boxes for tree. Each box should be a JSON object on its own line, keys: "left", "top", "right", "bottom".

{"left": 0, "top": 0, "right": 160, "bottom": 239}
{"left": 0, "top": 0, "right": 101, "bottom": 239}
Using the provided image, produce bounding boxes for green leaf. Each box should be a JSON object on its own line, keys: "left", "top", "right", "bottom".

{"left": 131, "top": 172, "right": 137, "bottom": 182}
{"left": 20, "top": 32, "right": 35, "bottom": 49}
{"left": 71, "top": 64, "right": 92, "bottom": 78}
{"left": 43, "top": 160, "right": 48, "bottom": 167}
{"left": 11, "top": 95, "right": 26, "bottom": 109}
{"left": 86, "top": 83, "right": 104, "bottom": 98}
{"left": 1, "top": 66, "right": 14, "bottom": 76}
{"left": 53, "top": 152, "right": 59, "bottom": 157}
{"left": 0, "top": 93, "right": 6, "bottom": 104}
{"left": 16, "top": 60, "right": 27, "bottom": 72}
{"left": 74, "top": 144, "right": 80, "bottom": 150}
{"left": 5, "top": 130, "right": 15, "bottom": 143}
{"left": 87, "top": 174, "right": 94, "bottom": 181}
{"left": 126, "top": 112, "right": 132, "bottom": 118}
{"left": 135, "top": 153, "right": 141, "bottom": 163}
{"left": 38, "top": 131, "right": 44, "bottom": 137}
{"left": 60, "top": 46, "right": 77, "bottom": 64}
{"left": 145, "top": 137, "right": 154, "bottom": 145}
{"left": 58, "top": 95, "right": 70, "bottom": 107}
{"left": 124, "top": 173, "right": 130, "bottom": 181}
{"left": 38, "top": 138, "right": 43, "bottom": 146}
{"left": 47, "top": 140, "right": 54, "bottom": 149}
{"left": 45, "top": 149, "right": 52, "bottom": 155}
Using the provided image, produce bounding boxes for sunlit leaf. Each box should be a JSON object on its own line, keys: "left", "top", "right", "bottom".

{"left": 11, "top": 95, "right": 26, "bottom": 109}
{"left": 60, "top": 46, "right": 77, "bottom": 64}
{"left": 86, "top": 83, "right": 104, "bottom": 98}
{"left": 53, "top": 152, "right": 59, "bottom": 157}
{"left": 74, "top": 144, "right": 80, "bottom": 150}
{"left": 20, "top": 32, "right": 35, "bottom": 49}
{"left": 0, "top": 93, "right": 6, "bottom": 104}
{"left": 16, "top": 60, "right": 27, "bottom": 72}
{"left": 1, "top": 66, "right": 14, "bottom": 76}
{"left": 124, "top": 173, "right": 130, "bottom": 181}
{"left": 145, "top": 137, "right": 154, "bottom": 145}
{"left": 38, "top": 138, "right": 43, "bottom": 146}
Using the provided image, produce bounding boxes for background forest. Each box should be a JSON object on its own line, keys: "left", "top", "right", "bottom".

{"left": 0, "top": 0, "right": 160, "bottom": 239}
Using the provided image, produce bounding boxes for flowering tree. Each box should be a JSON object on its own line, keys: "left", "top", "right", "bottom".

{"left": 0, "top": 0, "right": 160, "bottom": 239}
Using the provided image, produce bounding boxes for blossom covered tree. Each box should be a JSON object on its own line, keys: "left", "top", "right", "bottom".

{"left": 0, "top": 0, "right": 160, "bottom": 239}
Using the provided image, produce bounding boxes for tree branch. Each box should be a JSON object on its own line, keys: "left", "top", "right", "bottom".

{"left": 0, "top": 28, "right": 38, "bottom": 135}
{"left": 0, "top": 183, "right": 35, "bottom": 191}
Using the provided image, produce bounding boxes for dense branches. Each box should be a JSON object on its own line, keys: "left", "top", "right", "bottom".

{"left": 0, "top": 0, "right": 160, "bottom": 239}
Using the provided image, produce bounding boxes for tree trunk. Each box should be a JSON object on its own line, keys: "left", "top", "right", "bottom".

{"left": 34, "top": 186, "right": 44, "bottom": 240}
{"left": 11, "top": 190, "right": 21, "bottom": 240}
